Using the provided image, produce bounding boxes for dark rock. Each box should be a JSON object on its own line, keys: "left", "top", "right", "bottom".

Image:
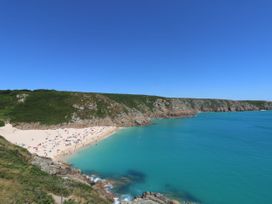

{"left": 122, "top": 192, "right": 182, "bottom": 204}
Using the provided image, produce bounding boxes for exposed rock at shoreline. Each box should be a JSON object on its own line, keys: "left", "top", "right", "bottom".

{"left": 31, "top": 155, "right": 198, "bottom": 204}
{"left": 1, "top": 90, "right": 272, "bottom": 129}
{"left": 0, "top": 135, "right": 112, "bottom": 204}
{"left": 31, "top": 155, "right": 78, "bottom": 176}
{"left": 31, "top": 154, "right": 116, "bottom": 200}
{"left": 126, "top": 192, "right": 179, "bottom": 204}
{"left": 122, "top": 192, "right": 198, "bottom": 204}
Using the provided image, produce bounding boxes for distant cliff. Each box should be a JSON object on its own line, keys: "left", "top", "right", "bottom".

{"left": 0, "top": 90, "right": 271, "bottom": 128}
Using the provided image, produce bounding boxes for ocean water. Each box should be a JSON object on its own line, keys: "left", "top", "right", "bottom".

{"left": 67, "top": 111, "right": 272, "bottom": 204}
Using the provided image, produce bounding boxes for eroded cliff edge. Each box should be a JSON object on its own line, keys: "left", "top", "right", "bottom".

{"left": 1, "top": 90, "right": 272, "bottom": 128}
{"left": 0, "top": 135, "right": 191, "bottom": 204}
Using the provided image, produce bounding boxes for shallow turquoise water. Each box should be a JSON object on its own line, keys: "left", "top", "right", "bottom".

{"left": 68, "top": 111, "right": 272, "bottom": 204}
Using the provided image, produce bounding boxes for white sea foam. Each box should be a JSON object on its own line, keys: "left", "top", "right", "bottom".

{"left": 113, "top": 197, "right": 120, "bottom": 204}
{"left": 120, "top": 194, "right": 133, "bottom": 202}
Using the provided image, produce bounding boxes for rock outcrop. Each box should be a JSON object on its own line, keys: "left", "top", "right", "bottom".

{"left": 1, "top": 90, "right": 272, "bottom": 128}
{"left": 122, "top": 192, "right": 198, "bottom": 204}
{"left": 31, "top": 155, "right": 76, "bottom": 175}
{"left": 31, "top": 155, "right": 187, "bottom": 204}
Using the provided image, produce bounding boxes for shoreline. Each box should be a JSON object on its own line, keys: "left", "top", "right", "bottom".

{"left": 0, "top": 124, "right": 121, "bottom": 162}
{"left": 0, "top": 122, "right": 193, "bottom": 204}
{"left": 55, "top": 127, "right": 122, "bottom": 162}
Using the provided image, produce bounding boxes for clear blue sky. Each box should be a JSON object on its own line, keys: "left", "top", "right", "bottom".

{"left": 0, "top": 0, "right": 271, "bottom": 100}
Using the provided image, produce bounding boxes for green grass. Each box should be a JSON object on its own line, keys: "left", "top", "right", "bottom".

{"left": 0, "top": 136, "right": 110, "bottom": 204}
{"left": 103, "top": 93, "right": 164, "bottom": 111}
{"left": 8, "top": 90, "right": 76, "bottom": 125}
{"left": 0, "top": 90, "right": 164, "bottom": 124}
{"left": 0, "top": 90, "right": 271, "bottom": 126}
{"left": 0, "top": 90, "right": 20, "bottom": 120}
{"left": 242, "top": 100, "right": 267, "bottom": 107}
{"left": 0, "top": 90, "right": 78, "bottom": 125}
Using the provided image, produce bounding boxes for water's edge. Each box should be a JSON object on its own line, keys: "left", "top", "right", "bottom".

{"left": 67, "top": 111, "right": 272, "bottom": 202}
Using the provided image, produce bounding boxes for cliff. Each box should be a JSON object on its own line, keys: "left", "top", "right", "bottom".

{"left": 0, "top": 135, "right": 190, "bottom": 204}
{"left": 0, "top": 90, "right": 271, "bottom": 128}
{"left": 0, "top": 135, "right": 111, "bottom": 204}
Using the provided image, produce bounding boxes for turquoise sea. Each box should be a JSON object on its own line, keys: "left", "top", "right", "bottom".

{"left": 67, "top": 111, "right": 272, "bottom": 204}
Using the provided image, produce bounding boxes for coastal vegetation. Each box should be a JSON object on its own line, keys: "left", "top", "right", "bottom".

{"left": 0, "top": 135, "right": 110, "bottom": 204}
{"left": 0, "top": 90, "right": 75, "bottom": 125}
{"left": 0, "top": 89, "right": 272, "bottom": 127}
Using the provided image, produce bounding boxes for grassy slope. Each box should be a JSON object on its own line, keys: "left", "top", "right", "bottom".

{"left": 0, "top": 136, "right": 110, "bottom": 204}
{"left": 0, "top": 89, "right": 271, "bottom": 125}
{"left": 103, "top": 93, "right": 164, "bottom": 110}
{"left": 0, "top": 90, "right": 76, "bottom": 125}
{"left": 0, "top": 90, "right": 163, "bottom": 125}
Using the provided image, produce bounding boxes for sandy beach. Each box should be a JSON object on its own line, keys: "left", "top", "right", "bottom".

{"left": 0, "top": 124, "right": 119, "bottom": 161}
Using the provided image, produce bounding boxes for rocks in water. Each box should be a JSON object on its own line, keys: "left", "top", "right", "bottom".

{"left": 163, "top": 184, "right": 201, "bottom": 204}
{"left": 31, "top": 154, "right": 117, "bottom": 201}
{"left": 126, "top": 169, "right": 146, "bottom": 183}
{"left": 120, "top": 191, "right": 201, "bottom": 204}
{"left": 121, "top": 192, "right": 181, "bottom": 204}
{"left": 86, "top": 174, "right": 104, "bottom": 185}
{"left": 30, "top": 155, "right": 198, "bottom": 204}
{"left": 31, "top": 155, "right": 96, "bottom": 186}
{"left": 108, "top": 169, "right": 146, "bottom": 194}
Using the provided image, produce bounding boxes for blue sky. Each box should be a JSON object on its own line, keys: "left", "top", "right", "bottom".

{"left": 0, "top": 0, "right": 271, "bottom": 100}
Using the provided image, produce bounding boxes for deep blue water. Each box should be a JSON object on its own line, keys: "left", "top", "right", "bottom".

{"left": 67, "top": 111, "right": 272, "bottom": 204}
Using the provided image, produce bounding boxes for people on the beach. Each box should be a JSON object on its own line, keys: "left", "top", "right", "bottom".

{"left": 0, "top": 124, "right": 117, "bottom": 160}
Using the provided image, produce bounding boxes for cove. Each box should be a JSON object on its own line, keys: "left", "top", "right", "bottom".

{"left": 67, "top": 111, "right": 272, "bottom": 204}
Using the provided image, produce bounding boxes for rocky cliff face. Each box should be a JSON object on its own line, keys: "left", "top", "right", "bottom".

{"left": 68, "top": 97, "right": 272, "bottom": 127}
{"left": 122, "top": 192, "right": 183, "bottom": 204}
{"left": 1, "top": 90, "right": 272, "bottom": 128}
{"left": 168, "top": 98, "right": 272, "bottom": 112}
{"left": 31, "top": 155, "right": 191, "bottom": 204}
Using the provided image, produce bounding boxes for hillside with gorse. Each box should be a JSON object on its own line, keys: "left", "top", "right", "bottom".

{"left": 0, "top": 89, "right": 272, "bottom": 128}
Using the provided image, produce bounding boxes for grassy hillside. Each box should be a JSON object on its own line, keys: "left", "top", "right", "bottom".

{"left": 0, "top": 89, "right": 271, "bottom": 126}
{"left": 103, "top": 93, "right": 164, "bottom": 110}
{"left": 0, "top": 135, "right": 110, "bottom": 204}
{"left": 0, "top": 90, "right": 78, "bottom": 125}
{"left": 0, "top": 120, "right": 4, "bottom": 127}
{"left": 0, "top": 90, "right": 163, "bottom": 125}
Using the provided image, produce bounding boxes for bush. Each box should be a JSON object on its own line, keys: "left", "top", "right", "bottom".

{"left": 64, "top": 199, "right": 78, "bottom": 204}
{"left": 0, "top": 120, "right": 5, "bottom": 127}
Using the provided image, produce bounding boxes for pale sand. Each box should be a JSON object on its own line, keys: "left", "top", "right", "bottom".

{"left": 0, "top": 124, "right": 120, "bottom": 161}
